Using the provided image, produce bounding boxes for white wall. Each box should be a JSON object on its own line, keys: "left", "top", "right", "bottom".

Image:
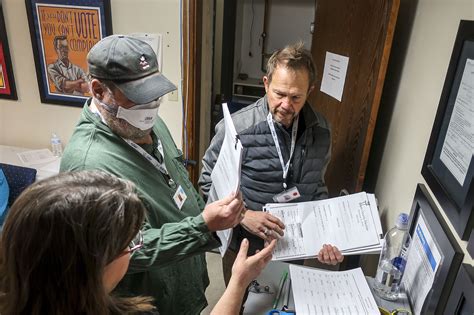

{"left": 375, "top": 0, "right": 474, "bottom": 264}
{"left": 0, "top": 0, "right": 183, "bottom": 149}
{"left": 236, "top": 0, "right": 314, "bottom": 80}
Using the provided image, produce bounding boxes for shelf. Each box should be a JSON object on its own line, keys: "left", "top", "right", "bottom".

{"left": 233, "top": 77, "right": 265, "bottom": 99}
{"left": 233, "top": 77, "right": 264, "bottom": 87}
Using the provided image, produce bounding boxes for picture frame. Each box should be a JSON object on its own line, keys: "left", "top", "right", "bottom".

{"left": 404, "top": 184, "right": 464, "bottom": 314}
{"left": 444, "top": 264, "right": 474, "bottom": 315}
{"left": 0, "top": 2, "right": 17, "bottom": 100}
{"left": 421, "top": 20, "right": 474, "bottom": 241}
{"left": 467, "top": 229, "right": 474, "bottom": 258}
{"left": 25, "top": 0, "right": 112, "bottom": 107}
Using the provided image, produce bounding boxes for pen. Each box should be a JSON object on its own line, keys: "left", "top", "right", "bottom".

{"left": 272, "top": 270, "right": 288, "bottom": 309}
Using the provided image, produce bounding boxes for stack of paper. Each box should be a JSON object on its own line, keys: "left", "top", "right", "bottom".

{"left": 208, "top": 103, "right": 243, "bottom": 256}
{"left": 264, "top": 192, "right": 383, "bottom": 261}
{"left": 290, "top": 265, "right": 380, "bottom": 314}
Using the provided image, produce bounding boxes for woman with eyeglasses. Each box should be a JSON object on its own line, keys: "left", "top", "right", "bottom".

{"left": 0, "top": 170, "right": 154, "bottom": 314}
{"left": 0, "top": 170, "right": 275, "bottom": 315}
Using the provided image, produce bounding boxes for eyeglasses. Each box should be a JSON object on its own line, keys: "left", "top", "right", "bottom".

{"left": 125, "top": 230, "right": 144, "bottom": 255}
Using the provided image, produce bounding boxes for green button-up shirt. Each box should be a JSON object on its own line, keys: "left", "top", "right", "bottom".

{"left": 60, "top": 101, "right": 220, "bottom": 314}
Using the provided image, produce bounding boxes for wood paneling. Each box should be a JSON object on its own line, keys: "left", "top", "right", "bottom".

{"left": 309, "top": 0, "right": 400, "bottom": 196}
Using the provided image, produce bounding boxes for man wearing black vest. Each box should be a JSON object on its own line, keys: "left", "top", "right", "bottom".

{"left": 199, "top": 42, "right": 343, "bottom": 286}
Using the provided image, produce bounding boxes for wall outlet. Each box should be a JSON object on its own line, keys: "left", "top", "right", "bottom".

{"left": 168, "top": 90, "right": 178, "bottom": 102}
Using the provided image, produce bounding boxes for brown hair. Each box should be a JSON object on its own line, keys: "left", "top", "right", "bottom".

{"left": 0, "top": 170, "right": 153, "bottom": 315}
{"left": 266, "top": 41, "right": 316, "bottom": 88}
{"left": 53, "top": 35, "right": 67, "bottom": 50}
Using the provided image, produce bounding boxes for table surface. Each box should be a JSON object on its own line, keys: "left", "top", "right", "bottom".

{"left": 244, "top": 261, "right": 294, "bottom": 315}
{"left": 243, "top": 262, "right": 412, "bottom": 314}
{"left": 0, "top": 145, "right": 60, "bottom": 181}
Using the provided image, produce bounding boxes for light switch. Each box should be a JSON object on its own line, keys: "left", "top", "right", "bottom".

{"left": 168, "top": 90, "right": 178, "bottom": 102}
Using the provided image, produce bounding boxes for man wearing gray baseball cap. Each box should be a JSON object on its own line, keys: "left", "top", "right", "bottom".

{"left": 60, "top": 35, "right": 245, "bottom": 314}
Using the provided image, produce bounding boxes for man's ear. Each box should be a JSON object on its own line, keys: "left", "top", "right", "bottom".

{"left": 263, "top": 76, "right": 269, "bottom": 93}
{"left": 307, "top": 85, "right": 315, "bottom": 96}
{"left": 90, "top": 79, "right": 106, "bottom": 100}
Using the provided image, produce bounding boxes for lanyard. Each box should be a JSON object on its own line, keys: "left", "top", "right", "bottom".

{"left": 266, "top": 113, "right": 299, "bottom": 189}
{"left": 123, "top": 137, "right": 175, "bottom": 187}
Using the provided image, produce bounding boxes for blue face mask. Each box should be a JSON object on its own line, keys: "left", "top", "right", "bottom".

{"left": 98, "top": 98, "right": 161, "bottom": 130}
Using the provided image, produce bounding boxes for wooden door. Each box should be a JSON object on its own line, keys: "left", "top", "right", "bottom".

{"left": 182, "top": 0, "right": 202, "bottom": 185}
{"left": 308, "top": 0, "right": 400, "bottom": 196}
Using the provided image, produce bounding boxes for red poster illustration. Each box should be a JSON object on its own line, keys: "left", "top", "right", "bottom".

{"left": 0, "top": 42, "right": 10, "bottom": 94}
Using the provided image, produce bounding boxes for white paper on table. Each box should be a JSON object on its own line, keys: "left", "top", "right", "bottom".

{"left": 17, "top": 149, "right": 56, "bottom": 166}
{"left": 290, "top": 265, "right": 379, "bottom": 315}
{"left": 209, "top": 103, "right": 243, "bottom": 256}
{"left": 129, "top": 33, "right": 163, "bottom": 71}
{"left": 440, "top": 58, "right": 474, "bottom": 186}
{"left": 264, "top": 192, "right": 382, "bottom": 260}
{"left": 320, "top": 51, "right": 349, "bottom": 102}
{"left": 402, "top": 212, "right": 442, "bottom": 315}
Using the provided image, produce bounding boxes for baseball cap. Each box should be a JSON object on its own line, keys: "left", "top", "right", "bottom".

{"left": 87, "top": 35, "right": 176, "bottom": 104}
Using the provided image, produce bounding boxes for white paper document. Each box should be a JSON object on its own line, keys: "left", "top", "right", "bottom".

{"left": 320, "top": 51, "right": 349, "bottom": 101}
{"left": 209, "top": 103, "right": 243, "bottom": 256}
{"left": 264, "top": 192, "right": 382, "bottom": 260}
{"left": 290, "top": 265, "right": 379, "bottom": 315}
{"left": 440, "top": 58, "right": 474, "bottom": 186}
{"left": 17, "top": 149, "right": 57, "bottom": 166}
{"left": 402, "top": 212, "right": 442, "bottom": 315}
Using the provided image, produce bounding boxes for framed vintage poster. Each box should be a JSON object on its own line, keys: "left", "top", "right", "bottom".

{"left": 421, "top": 20, "right": 474, "bottom": 241}
{"left": 468, "top": 229, "right": 474, "bottom": 258}
{"left": 444, "top": 264, "right": 474, "bottom": 315}
{"left": 0, "top": 2, "right": 17, "bottom": 100}
{"left": 403, "top": 184, "right": 464, "bottom": 314}
{"left": 25, "top": 0, "right": 112, "bottom": 107}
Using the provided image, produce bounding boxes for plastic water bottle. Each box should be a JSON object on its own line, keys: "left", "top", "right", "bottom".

{"left": 51, "top": 133, "right": 63, "bottom": 157}
{"left": 374, "top": 213, "right": 411, "bottom": 300}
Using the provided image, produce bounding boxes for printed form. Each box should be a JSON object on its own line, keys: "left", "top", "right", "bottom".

{"left": 290, "top": 265, "right": 379, "bottom": 315}
{"left": 440, "top": 58, "right": 474, "bottom": 186}
{"left": 402, "top": 212, "right": 442, "bottom": 315}
{"left": 265, "top": 193, "right": 382, "bottom": 260}
{"left": 208, "top": 103, "right": 243, "bottom": 256}
{"left": 17, "top": 149, "right": 56, "bottom": 166}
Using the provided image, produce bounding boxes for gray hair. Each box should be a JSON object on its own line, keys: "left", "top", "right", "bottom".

{"left": 266, "top": 41, "right": 316, "bottom": 88}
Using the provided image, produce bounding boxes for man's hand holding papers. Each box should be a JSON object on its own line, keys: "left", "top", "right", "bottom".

{"left": 318, "top": 244, "right": 344, "bottom": 265}
{"left": 202, "top": 191, "right": 245, "bottom": 231}
{"left": 264, "top": 192, "right": 383, "bottom": 261}
{"left": 240, "top": 209, "right": 343, "bottom": 266}
{"left": 241, "top": 209, "right": 285, "bottom": 241}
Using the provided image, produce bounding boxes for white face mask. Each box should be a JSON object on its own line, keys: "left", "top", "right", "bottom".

{"left": 99, "top": 99, "right": 161, "bottom": 130}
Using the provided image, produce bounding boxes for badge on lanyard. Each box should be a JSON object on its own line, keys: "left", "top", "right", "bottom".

{"left": 273, "top": 186, "right": 301, "bottom": 203}
{"left": 267, "top": 113, "right": 301, "bottom": 203}
{"left": 173, "top": 185, "right": 188, "bottom": 210}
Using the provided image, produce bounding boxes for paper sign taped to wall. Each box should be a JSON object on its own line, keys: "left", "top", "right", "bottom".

{"left": 320, "top": 51, "right": 349, "bottom": 102}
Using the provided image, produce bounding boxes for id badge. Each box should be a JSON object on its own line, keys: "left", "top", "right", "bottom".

{"left": 173, "top": 185, "right": 188, "bottom": 210}
{"left": 273, "top": 186, "right": 301, "bottom": 203}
